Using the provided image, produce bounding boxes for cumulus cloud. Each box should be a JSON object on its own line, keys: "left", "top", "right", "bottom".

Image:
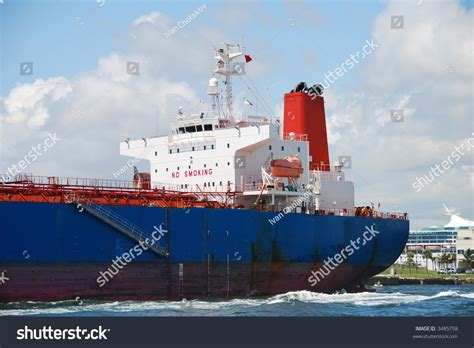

{"left": 3, "top": 78, "right": 72, "bottom": 128}
{"left": 325, "top": 0, "right": 473, "bottom": 227}
{"left": 0, "top": 10, "right": 212, "bottom": 178}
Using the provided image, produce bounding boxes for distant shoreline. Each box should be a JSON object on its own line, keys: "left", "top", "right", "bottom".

{"left": 368, "top": 275, "right": 474, "bottom": 286}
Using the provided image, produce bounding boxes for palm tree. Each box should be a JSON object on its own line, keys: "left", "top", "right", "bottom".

{"left": 437, "top": 254, "right": 447, "bottom": 272}
{"left": 463, "top": 249, "right": 473, "bottom": 269}
{"left": 406, "top": 252, "right": 415, "bottom": 274}
{"left": 448, "top": 253, "right": 457, "bottom": 270}
{"left": 422, "top": 249, "right": 433, "bottom": 272}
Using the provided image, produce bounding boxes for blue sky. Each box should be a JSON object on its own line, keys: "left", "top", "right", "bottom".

{"left": 1, "top": 0, "right": 386, "bottom": 97}
{"left": 0, "top": 0, "right": 473, "bottom": 228}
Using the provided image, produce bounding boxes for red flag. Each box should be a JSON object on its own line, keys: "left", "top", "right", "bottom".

{"left": 244, "top": 54, "right": 252, "bottom": 63}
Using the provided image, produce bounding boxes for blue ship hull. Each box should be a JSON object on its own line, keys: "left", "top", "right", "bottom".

{"left": 0, "top": 202, "right": 408, "bottom": 302}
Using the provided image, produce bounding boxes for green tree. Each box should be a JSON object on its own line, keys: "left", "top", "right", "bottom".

{"left": 463, "top": 249, "right": 473, "bottom": 269}
{"left": 437, "top": 254, "right": 445, "bottom": 271}
{"left": 448, "top": 253, "right": 456, "bottom": 270}
{"left": 406, "top": 252, "right": 415, "bottom": 274}
{"left": 422, "top": 249, "right": 432, "bottom": 271}
{"left": 437, "top": 253, "right": 450, "bottom": 272}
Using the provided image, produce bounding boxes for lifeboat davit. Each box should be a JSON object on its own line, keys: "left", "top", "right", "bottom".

{"left": 270, "top": 156, "right": 303, "bottom": 178}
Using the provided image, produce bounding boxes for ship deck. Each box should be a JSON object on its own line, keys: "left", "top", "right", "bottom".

{"left": 0, "top": 174, "right": 408, "bottom": 220}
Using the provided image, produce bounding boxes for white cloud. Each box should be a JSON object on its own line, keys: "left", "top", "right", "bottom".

{"left": 132, "top": 12, "right": 168, "bottom": 27}
{"left": 2, "top": 77, "right": 72, "bottom": 128}
{"left": 326, "top": 0, "right": 473, "bottom": 228}
{"left": 0, "top": 11, "right": 210, "bottom": 178}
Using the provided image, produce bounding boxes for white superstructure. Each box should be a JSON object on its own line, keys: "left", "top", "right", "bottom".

{"left": 120, "top": 43, "right": 355, "bottom": 214}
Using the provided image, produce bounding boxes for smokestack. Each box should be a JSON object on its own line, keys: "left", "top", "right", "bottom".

{"left": 283, "top": 89, "right": 330, "bottom": 171}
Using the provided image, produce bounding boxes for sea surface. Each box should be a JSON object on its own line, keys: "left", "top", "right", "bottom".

{"left": 0, "top": 285, "right": 473, "bottom": 317}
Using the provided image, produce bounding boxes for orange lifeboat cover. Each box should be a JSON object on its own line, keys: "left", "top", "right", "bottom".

{"left": 270, "top": 156, "right": 303, "bottom": 178}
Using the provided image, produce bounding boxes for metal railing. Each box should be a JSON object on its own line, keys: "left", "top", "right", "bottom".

{"left": 80, "top": 202, "right": 169, "bottom": 257}
{"left": 1, "top": 173, "right": 408, "bottom": 220}
{"left": 0, "top": 173, "right": 239, "bottom": 197}
{"left": 313, "top": 171, "right": 345, "bottom": 181}
{"left": 282, "top": 132, "right": 308, "bottom": 141}
{"left": 1, "top": 173, "right": 137, "bottom": 190}
{"left": 311, "top": 208, "right": 408, "bottom": 220}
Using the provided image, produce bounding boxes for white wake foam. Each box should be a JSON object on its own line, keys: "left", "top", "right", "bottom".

{"left": 1, "top": 290, "right": 472, "bottom": 315}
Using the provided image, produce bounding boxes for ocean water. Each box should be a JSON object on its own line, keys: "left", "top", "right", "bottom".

{"left": 0, "top": 285, "right": 473, "bottom": 317}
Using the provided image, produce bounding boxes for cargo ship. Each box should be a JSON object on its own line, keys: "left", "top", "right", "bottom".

{"left": 0, "top": 43, "right": 409, "bottom": 302}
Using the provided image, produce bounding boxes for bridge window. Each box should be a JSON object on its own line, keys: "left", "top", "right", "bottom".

{"left": 177, "top": 148, "right": 180, "bottom": 153}
{"left": 192, "top": 147, "right": 195, "bottom": 151}
{"left": 178, "top": 127, "right": 185, "bottom": 134}
{"left": 211, "top": 145, "right": 214, "bottom": 149}
{"left": 185, "top": 126, "right": 196, "bottom": 133}
{"left": 215, "top": 163, "right": 218, "bottom": 167}
{"left": 169, "top": 149, "right": 172, "bottom": 154}
{"left": 166, "top": 168, "right": 168, "bottom": 172}
{"left": 227, "top": 162, "right": 230, "bottom": 166}
{"left": 204, "top": 145, "right": 206, "bottom": 150}
{"left": 227, "top": 143, "right": 230, "bottom": 148}
{"left": 204, "top": 124, "right": 213, "bottom": 131}
{"left": 204, "top": 183, "right": 207, "bottom": 187}
{"left": 197, "top": 125, "right": 203, "bottom": 132}
{"left": 155, "top": 169, "right": 157, "bottom": 173}
{"left": 155, "top": 151, "right": 157, "bottom": 156}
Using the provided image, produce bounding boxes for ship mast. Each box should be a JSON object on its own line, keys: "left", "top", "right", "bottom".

{"left": 214, "top": 43, "right": 245, "bottom": 120}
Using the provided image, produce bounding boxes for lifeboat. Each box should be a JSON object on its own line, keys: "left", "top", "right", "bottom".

{"left": 270, "top": 156, "right": 303, "bottom": 178}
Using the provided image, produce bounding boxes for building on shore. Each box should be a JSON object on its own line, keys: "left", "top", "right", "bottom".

{"left": 396, "top": 214, "right": 474, "bottom": 271}
{"left": 453, "top": 215, "right": 474, "bottom": 268}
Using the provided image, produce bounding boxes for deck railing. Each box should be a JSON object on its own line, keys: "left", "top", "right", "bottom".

{"left": 0, "top": 173, "right": 408, "bottom": 220}
{"left": 282, "top": 132, "right": 308, "bottom": 141}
